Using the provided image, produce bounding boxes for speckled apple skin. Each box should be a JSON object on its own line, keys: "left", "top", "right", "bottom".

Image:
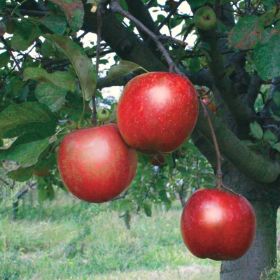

{"left": 57, "top": 124, "right": 137, "bottom": 203}
{"left": 117, "top": 72, "right": 199, "bottom": 153}
{"left": 181, "top": 189, "right": 256, "bottom": 260}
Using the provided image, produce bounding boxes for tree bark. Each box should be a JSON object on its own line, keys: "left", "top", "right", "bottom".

{"left": 221, "top": 200, "right": 277, "bottom": 280}
{"left": 220, "top": 165, "right": 278, "bottom": 280}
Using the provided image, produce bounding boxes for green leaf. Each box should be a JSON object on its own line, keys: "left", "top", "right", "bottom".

{"left": 0, "top": 102, "right": 56, "bottom": 138}
{"left": 10, "top": 20, "right": 40, "bottom": 51}
{"left": 105, "top": 60, "right": 145, "bottom": 83}
{"left": 273, "top": 92, "right": 280, "bottom": 107}
{"left": 40, "top": 40, "right": 60, "bottom": 58}
{"left": 7, "top": 167, "right": 33, "bottom": 182}
{"left": 38, "top": 180, "right": 55, "bottom": 202}
{"left": 23, "top": 67, "right": 76, "bottom": 92}
{"left": 263, "top": 0, "right": 276, "bottom": 9}
{"left": 143, "top": 202, "right": 152, "bottom": 217}
{"left": 4, "top": 76, "right": 26, "bottom": 98}
{"left": 229, "top": 16, "right": 264, "bottom": 50}
{"left": 253, "top": 34, "right": 280, "bottom": 80}
{"left": 0, "top": 138, "right": 50, "bottom": 168}
{"left": 250, "top": 121, "right": 263, "bottom": 140}
{"left": 115, "top": 199, "right": 133, "bottom": 212}
{"left": 0, "top": 0, "right": 6, "bottom": 12}
{"left": 260, "top": 7, "right": 279, "bottom": 26}
{"left": 35, "top": 82, "right": 67, "bottom": 112}
{"left": 263, "top": 130, "right": 278, "bottom": 144}
{"left": 272, "top": 142, "right": 280, "bottom": 152}
{"left": 40, "top": 15, "right": 67, "bottom": 35}
{"left": 48, "top": 0, "right": 84, "bottom": 32}
{"left": 45, "top": 34, "right": 97, "bottom": 101}
{"left": 189, "top": 57, "right": 200, "bottom": 73}
{"left": 0, "top": 52, "right": 10, "bottom": 68}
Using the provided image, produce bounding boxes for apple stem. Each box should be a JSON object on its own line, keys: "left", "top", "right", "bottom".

{"left": 200, "top": 100, "right": 223, "bottom": 189}
{"left": 221, "top": 183, "right": 239, "bottom": 195}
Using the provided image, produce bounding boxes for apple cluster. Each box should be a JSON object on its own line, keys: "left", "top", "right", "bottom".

{"left": 57, "top": 71, "right": 256, "bottom": 262}
{"left": 57, "top": 72, "right": 198, "bottom": 203}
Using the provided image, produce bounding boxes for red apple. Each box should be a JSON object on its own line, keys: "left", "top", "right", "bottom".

{"left": 181, "top": 188, "right": 256, "bottom": 260}
{"left": 117, "top": 72, "right": 198, "bottom": 153}
{"left": 57, "top": 124, "right": 137, "bottom": 203}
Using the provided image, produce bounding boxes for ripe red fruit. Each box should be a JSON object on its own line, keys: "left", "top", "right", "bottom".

{"left": 117, "top": 72, "right": 198, "bottom": 153}
{"left": 181, "top": 188, "right": 256, "bottom": 260}
{"left": 57, "top": 124, "right": 137, "bottom": 203}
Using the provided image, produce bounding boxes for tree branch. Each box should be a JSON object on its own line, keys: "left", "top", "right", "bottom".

{"left": 196, "top": 107, "right": 280, "bottom": 184}
{"left": 199, "top": 30, "right": 255, "bottom": 124}
{"left": 110, "top": 0, "right": 180, "bottom": 72}
{"left": 125, "top": 0, "right": 159, "bottom": 38}
{"left": 247, "top": 73, "right": 262, "bottom": 108}
{"left": 84, "top": 8, "right": 166, "bottom": 71}
{"left": 156, "top": 0, "right": 184, "bottom": 32}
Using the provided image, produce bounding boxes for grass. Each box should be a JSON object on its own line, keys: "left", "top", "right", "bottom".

{"left": 0, "top": 190, "right": 219, "bottom": 280}
{"left": 0, "top": 189, "right": 279, "bottom": 280}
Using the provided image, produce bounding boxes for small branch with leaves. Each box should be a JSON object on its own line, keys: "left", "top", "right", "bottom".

{"left": 110, "top": 0, "right": 181, "bottom": 73}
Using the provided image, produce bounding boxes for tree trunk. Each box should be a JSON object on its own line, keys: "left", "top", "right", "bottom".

{"left": 221, "top": 201, "right": 277, "bottom": 280}
{"left": 220, "top": 165, "right": 278, "bottom": 280}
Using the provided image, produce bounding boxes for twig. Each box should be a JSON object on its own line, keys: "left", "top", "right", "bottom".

{"left": 0, "top": 36, "right": 21, "bottom": 70}
{"left": 77, "top": 31, "right": 88, "bottom": 41}
{"left": 156, "top": 0, "right": 184, "bottom": 32}
{"left": 14, "top": 8, "right": 48, "bottom": 16}
{"left": 157, "top": 35, "right": 188, "bottom": 47}
{"left": 110, "top": 0, "right": 181, "bottom": 73}
{"left": 200, "top": 100, "right": 223, "bottom": 189}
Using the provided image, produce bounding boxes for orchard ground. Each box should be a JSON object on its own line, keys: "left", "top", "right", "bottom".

{"left": 0, "top": 189, "right": 279, "bottom": 280}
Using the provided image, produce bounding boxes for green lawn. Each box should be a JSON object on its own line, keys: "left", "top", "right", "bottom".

{"left": 0, "top": 190, "right": 278, "bottom": 280}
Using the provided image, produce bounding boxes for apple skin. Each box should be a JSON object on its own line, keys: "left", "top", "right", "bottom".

{"left": 57, "top": 124, "right": 137, "bottom": 203}
{"left": 181, "top": 188, "right": 256, "bottom": 260}
{"left": 117, "top": 72, "right": 198, "bottom": 153}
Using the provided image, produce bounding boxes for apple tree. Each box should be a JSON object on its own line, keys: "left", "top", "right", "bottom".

{"left": 1, "top": 0, "right": 280, "bottom": 279}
